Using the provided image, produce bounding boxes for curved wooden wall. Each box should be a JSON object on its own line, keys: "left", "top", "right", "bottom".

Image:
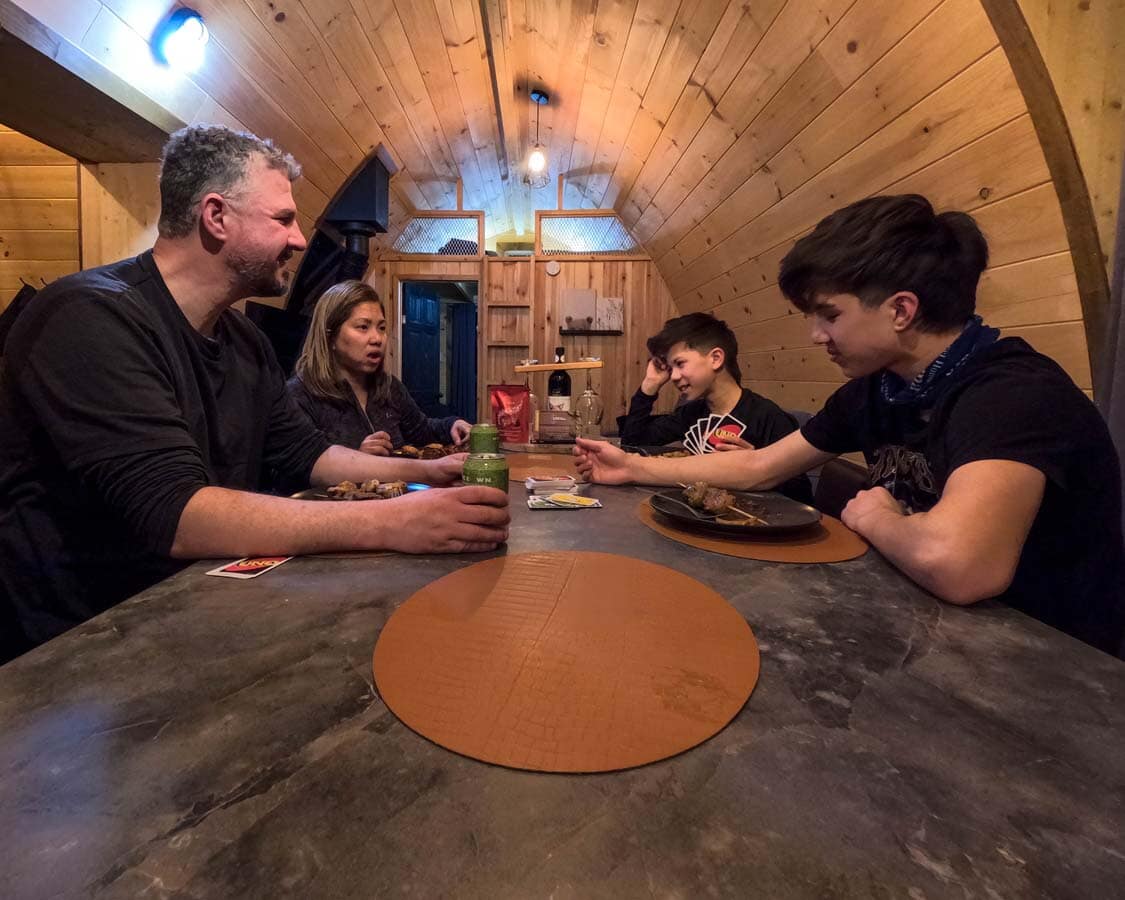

{"left": 627, "top": 0, "right": 1093, "bottom": 410}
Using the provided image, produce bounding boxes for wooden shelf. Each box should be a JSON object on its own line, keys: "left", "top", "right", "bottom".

{"left": 559, "top": 328, "right": 623, "bottom": 336}
{"left": 513, "top": 360, "right": 603, "bottom": 373}
{"left": 486, "top": 341, "right": 530, "bottom": 347}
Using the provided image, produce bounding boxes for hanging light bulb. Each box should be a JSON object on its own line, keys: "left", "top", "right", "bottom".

{"left": 154, "top": 8, "right": 210, "bottom": 74}
{"left": 526, "top": 89, "right": 551, "bottom": 189}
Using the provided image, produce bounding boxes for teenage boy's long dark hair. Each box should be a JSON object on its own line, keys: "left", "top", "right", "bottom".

{"left": 778, "top": 194, "right": 989, "bottom": 332}
{"left": 647, "top": 312, "right": 742, "bottom": 383}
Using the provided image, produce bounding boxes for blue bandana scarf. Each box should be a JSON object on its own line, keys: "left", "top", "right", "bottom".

{"left": 879, "top": 315, "right": 1000, "bottom": 408}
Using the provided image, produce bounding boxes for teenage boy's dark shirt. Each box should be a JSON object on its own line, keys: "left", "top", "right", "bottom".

{"left": 623, "top": 385, "right": 813, "bottom": 504}
{"left": 0, "top": 251, "right": 329, "bottom": 650}
{"left": 801, "top": 337, "right": 1125, "bottom": 656}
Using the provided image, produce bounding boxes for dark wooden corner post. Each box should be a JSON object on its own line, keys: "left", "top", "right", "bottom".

{"left": 980, "top": 0, "right": 1113, "bottom": 391}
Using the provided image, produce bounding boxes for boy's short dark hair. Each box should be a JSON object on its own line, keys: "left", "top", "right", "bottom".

{"left": 647, "top": 312, "right": 741, "bottom": 383}
{"left": 777, "top": 194, "right": 989, "bottom": 332}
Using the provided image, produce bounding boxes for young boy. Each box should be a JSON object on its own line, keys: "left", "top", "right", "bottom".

{"left": 577, "top": 195, "right": 1124, "bottom": 656}
{"left": 621, "top": 312, "right": 812, "bottom": 503}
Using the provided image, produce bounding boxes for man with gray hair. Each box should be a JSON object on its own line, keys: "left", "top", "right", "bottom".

{"left": 0, "top": 125, "right": 509, "bottom": 659}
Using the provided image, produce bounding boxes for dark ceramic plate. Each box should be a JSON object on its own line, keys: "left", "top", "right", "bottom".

{"left": 649, "top": 488, "right": 821, "bottom": 537}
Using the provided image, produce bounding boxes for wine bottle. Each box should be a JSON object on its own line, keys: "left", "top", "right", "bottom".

{"left": 547, "top": 346, "right": 572, "bottom": 412}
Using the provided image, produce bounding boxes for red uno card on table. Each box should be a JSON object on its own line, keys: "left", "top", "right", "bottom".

{"left": 206, "top": 556, "right": 292, "bottom": 579}
{"left": 706, "top": 416, "right": 747, "bottom": 450}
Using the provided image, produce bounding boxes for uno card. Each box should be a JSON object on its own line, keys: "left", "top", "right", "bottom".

{"left": 706, "top": 415, "right": 748, "bottom": 450}
{"left": 702, "top": 414, "right": 722, "bottom": 452}
{"left": 207, "top": 556, "right": 292, "bottom": 579}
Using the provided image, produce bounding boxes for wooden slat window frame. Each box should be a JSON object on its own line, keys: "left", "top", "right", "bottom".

{"left": 533, "top": 210, "right": 651, "bottom": 262}
{"left": 385, "top": 210, "right": 485, "bottom": 260}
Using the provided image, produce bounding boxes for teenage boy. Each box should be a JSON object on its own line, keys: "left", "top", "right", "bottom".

{"left": 621, "top": 312, "right": 812, "bottom": 503}
{"left": 576, "top": 195, "right": 1124, "bottom": 656}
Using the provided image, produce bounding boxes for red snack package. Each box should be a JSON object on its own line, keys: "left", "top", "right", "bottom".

{"left": 488, "top": 384, "right": 530, "bottom": 443}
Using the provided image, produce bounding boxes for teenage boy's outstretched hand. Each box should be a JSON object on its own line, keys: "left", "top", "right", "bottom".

{"left": 574, "top": 439, "right": 635, "bottom": 484}
{"left": 640, "top": 357, "right": 671, "bottom": 395}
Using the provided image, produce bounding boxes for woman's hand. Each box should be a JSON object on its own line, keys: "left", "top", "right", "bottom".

{"left": 449, "top": 419, "right": 473, "bottom": 445}
{"left": 359, "top": 431, "right": 393, "bottom": 456}
{"left": 423, "top": 453, "right": 469, "bottom": 485}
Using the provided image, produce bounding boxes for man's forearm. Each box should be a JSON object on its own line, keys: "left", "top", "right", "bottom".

{"left": 170, "top": 485, "right": 388, "bottom": 558}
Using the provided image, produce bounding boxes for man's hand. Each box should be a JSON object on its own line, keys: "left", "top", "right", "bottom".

{"left": 713, "top": 434, "right": 755, "bottom": 452}
{"left": 421, "top": 452, "right": 468, "bottom": 485}
{"left": 449, "top": 419, "right": 473, "bottom": 445}
{"left": 841, "top": 487, "right": 905, "bottom": 535}
{"left": 573, "top": 438, "right": 637, "bottom": 485}
{"left": 640, "top": 357, "right": 671, "bottom": 396}
{"left": 358, "top": 431, "right": 393, "bottom": 456}
{"left": 379, "top": 486, "right": 510, "bottom": 554}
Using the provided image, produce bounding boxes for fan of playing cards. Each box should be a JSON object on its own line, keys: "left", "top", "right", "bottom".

{"left": 683, "top": 414, "right": 747, "bottom": 455}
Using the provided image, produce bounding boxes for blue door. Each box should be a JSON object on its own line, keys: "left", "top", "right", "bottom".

{"left": 401, "top": 284, "right": 444, "bottom": 416}
{"left": 401, "top": 282, "right": 479, "bottom": 421}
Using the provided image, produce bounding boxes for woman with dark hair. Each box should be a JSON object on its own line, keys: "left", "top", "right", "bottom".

{"left": 288, "top": 281, "right": 472, "bottom": 455}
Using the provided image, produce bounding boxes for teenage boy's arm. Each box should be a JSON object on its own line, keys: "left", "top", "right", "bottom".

{"left": 574, "top": 430, "right": 834, "bottom": 489}
{"left": 309, "top": 443, "right": 467, "bottom": 486}
{"left": 840, "top": 459, "right": 1044, "bottom": 604}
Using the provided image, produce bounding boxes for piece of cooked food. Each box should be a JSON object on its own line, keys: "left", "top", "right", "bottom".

{"left": 682, "top": 482, "right": 768, "bottom": 524}
{"left": 395, "top": 445, "right": 420, "bottom": 459}
{"left": 419, "top": 443, "right": 447, "bottom": 459}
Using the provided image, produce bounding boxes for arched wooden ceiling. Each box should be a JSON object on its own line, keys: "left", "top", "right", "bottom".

{"left": 1, "top": 0, "right": 1116, "bottom": 395}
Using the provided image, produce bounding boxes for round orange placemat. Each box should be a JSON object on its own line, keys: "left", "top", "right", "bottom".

{"left": 373, "top": 551, "right": 759, "bottom": 773}
{"left": 637, "top": 498, "right": 867, "bottom": 563}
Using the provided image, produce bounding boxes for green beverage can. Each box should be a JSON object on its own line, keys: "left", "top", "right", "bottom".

{"left": 462, "top": 453, "right": 509, "bottom": 493}
{"left": 469, "top": 423, "right": 500, "bottom": 454}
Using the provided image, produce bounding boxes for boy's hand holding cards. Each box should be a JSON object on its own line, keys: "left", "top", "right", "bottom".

{"left": 207, "top": 556, "right": 292, "bottom": 579}
{"left": 705, "top": 415, "right": 750, "bottom": 451}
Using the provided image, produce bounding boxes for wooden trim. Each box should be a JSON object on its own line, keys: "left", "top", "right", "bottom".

{"left": 980, "top": 0, "right": 1111, "bottom": 390}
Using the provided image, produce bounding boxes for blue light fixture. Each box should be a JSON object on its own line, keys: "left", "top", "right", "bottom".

{"left": 153, "top": 8, "right": 209, "bottom": 73}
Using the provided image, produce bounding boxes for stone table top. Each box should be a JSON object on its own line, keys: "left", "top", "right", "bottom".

{"left": 0, "top": 484, "right": 1122, "bottom": 898}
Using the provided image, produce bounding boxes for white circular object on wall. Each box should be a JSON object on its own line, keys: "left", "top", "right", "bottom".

{"left": 545, "top": 260, "right": 561, "bottom": 277}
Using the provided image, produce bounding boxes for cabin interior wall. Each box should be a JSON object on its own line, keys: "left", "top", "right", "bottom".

{"left": 0, "top": 121, "right": 79, "bottom": 312}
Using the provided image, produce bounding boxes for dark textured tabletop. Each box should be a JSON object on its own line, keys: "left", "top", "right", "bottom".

{"left": 1, "top": 484, "right": 1122, "bottom": 899}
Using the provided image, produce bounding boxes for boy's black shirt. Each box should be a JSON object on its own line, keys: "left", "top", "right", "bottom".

{"left": 802, "top": 338, "right": 1124, "bottom": 655}
{"left": 622, "top": 385, "right": 813, "bottom": 504}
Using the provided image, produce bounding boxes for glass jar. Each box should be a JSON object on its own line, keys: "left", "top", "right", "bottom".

{"left": 573, "top": 387, "right": 604, "bottom": 438}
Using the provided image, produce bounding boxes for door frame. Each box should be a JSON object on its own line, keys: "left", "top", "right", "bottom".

{"left": 389, "top": 270, "right": 485, "bottom": 420}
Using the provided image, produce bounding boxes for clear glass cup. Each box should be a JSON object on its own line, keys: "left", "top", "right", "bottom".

{"left": 574, "top": 387, "right": 603, "bottom": 438}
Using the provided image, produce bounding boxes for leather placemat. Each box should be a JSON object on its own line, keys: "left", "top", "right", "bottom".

{"left": 637, "top": 498, "right": 868, "bottom": 563}
{"left": 373, "top": 551, "right": 759, "bottom": 773}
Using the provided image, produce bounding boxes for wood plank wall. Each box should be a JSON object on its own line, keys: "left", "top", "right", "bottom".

{"left": 0, "top": 123, "right": 79, "bottom": 312}
{"left": 367, "top": 255, "right": 679, "bottom": 429}
{"left": 630, "top": 0, "right": 1094, "bottom": 409}
{"left": 79, "top": 163, "right": 160, "bottom": 269}
{"left": 1019, "top": 0, "right": 1125, "bottom": 279}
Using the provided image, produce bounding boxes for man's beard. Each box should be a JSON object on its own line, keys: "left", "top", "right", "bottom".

{"left": 229, "top": 249, "right": 289, "bottom": 298}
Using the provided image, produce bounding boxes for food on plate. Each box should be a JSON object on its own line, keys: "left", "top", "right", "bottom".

{"left": 682, "top": 482, "right": 768, "bottom": 525}
{"left": 659, "top": 449, "right": 692, "bottom": 458}
{"left": 392, "top": 442, "right": 468, "bottom": 459}
{"left": 325, "top": 479, "right": 408, "bottom": 501}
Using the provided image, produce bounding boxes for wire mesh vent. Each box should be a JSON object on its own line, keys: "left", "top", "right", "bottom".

{"left": 539, "top": 215, "right": 641, "bottom": 255}
{"left": 392, "top": 216, "right": 480, "bottom": 255}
